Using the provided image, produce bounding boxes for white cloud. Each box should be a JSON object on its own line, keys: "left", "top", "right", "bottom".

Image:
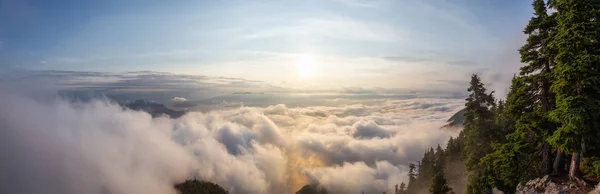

{"left": 352, "top": 120, "right": 392, "bottom": 139}
{"left": 171, "top": 96, "right": 188, "bottom": 102}
{"left": 0, "top": 83, "right": 463, "bottom": 194}
{"left": 304, "top": 161, "right": 406, "bottom": 194}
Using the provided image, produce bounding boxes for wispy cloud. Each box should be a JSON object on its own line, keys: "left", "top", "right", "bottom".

{"left": 243, "top": 18, "right": 405, "bottom": 42}
{"left": 332, "top": 0, "right": 382, "bottom": 7}
{"left": 132, "top": 49, "right": 209, "bottom": 58}
{"left": 49, "top": 57, "right": 87, "bottom": 64}
{"left": 446, "top": 60, "right": 479, "bottom": 66}
{"left": 382, "top": 56, "right": 432, "bottom": 63}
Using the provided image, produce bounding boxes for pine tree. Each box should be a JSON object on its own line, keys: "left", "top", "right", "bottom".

{"left": 406, "top": 163, "right": 418, "bottom": 193}
{"left": 463, "top": 74, "right": 497, "bottom": 193}
{"left": 399, "top": 182, "right": 406, "bottom": 194}
{"left": 518, "top": 0, "right": 559, "bottom": 176}
{"left": 435, "top": 144, "right": 445, "bottom": 165}
{"left": 430, "top": 146, "right": 452, "bottom": 194}
{"left": 548, "top": 0, "right": 600, "bottom": 181}
{"left": 429, "top": 172, "right": 452, "bottom": 194}
{"left": 464, "top": 74, "right": 497, "bottom": 170}
{"left": 479, "top": 76, "right": 543, "bottom": 191}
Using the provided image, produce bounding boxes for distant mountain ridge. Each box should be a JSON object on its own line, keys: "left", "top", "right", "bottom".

{"left": 122, "top": 100, "right": 186, "bottom": 118}
{"left": 443, "top": 109, "right": 465, "bottom": 128}
{"left": 295, "top": 184, "right": 328, "bottom": 194}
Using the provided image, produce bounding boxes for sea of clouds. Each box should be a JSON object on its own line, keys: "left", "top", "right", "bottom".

{"left": 0, "top": 80, "right": 463, "bottom": 194}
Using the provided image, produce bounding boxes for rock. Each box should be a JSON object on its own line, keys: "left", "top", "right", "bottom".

{"left": 544, "top": 182, "right": 563, "bottom": 194}
{"left": 517, "top": 183, "right": 524, "bottom": 191}
{"left": 527, "top": 178, "right": 539, "bottom": 187}
{"left": 590, "top": 184, "right": 600, "bottom": 194}
{"left": 540, "top": 175, "right": 551, "bottom": 184}
{"left": 544, "top": 188, "right": 565, "bottom": 194}
{"left": 516, "top": 176, "right": 561, "bottom": 194}
{"left": 492, "top": 188, "right": 505, "bottom": 194}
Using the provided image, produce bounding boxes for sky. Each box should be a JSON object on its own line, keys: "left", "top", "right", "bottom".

{"left": 0, "top": 1, "right": 543, "bottom": 193}
{"left": 1, "top": 0, "right": 533, "bottom": 91}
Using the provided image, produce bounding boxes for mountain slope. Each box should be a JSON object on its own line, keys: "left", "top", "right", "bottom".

{"left": 122, "top": 100, "right": 186, "bottom": 118}
{"left": 295, "top": 184, "right": 328, "bottom": 194}
{"left": 443, "top": 109, "right": 465, "bottom": 128}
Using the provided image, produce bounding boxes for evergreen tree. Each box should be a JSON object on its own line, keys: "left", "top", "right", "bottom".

{"left": 479, "top": 76, "right": 543, "bottom": 191}
{"left": 430, "top": 145, "right": 452, "bottom": 194}
{"left": 415, "top": 148, "right": 437, "bottom": 189}
{"left": 429, "top": 172, "right": 452, "bottom": 194}
{"left": 464, "top": 74, "right": 497, "bottom": 170}
{"left": 548, "top": 0, "right": 600, "bottom": 181}
{"left": 399, "top": 182, "right": 406, "bottom": 194}
{"left": 435, "top": 144, "right": 445, "bottom": 165}
{"left": 406, "top": 163, "right": 418, "bottom": 193}
{"left": 445, "top": 136, "right": 464, "bottom": 162}
{"left": 463, "top": 74, "right": 497, "bottom": 193}
{"left": 518, "top": 0, "right": 559, "bottom": 176}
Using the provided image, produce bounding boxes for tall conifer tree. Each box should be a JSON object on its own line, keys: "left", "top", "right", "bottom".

{"left": 463, "top": 74, "right": 497, "bottom": 193}
{"left": 548, "top": 0, "right": 600, "bottom": 181}
{"left": 518, "top": 0, "right": 559, "bottom": 175}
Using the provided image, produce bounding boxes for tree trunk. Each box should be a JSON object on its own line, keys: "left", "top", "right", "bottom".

{"left": 553, "top": 148, "right": 564, "bottom": 175}
{"left": 542, "top": 142, "right": 552, "bottom": 175}
{"left": 569, "top": 152, "right": 581, "bottom": 181}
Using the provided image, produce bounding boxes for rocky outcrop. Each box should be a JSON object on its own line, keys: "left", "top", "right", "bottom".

{"left": 514, "top": 175, "right": 600, "bottom": 194}
{"left": 492, "top": 188, "right": 506, "bottom": 194}
{"left": 590, "top": 184, "right": 600, "bottom": 194}
{"left": 515, "top": 175, "right": 565, "bottom": 194}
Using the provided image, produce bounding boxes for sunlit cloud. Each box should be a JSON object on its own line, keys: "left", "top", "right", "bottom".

{"left": 0, "top": 81, "right": 462, "bottom": 194}
{"left": 171, "top": 96, "right": 188, "bottom": 102}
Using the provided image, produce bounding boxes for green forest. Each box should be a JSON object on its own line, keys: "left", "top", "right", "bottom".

{"left": 400, "top": 0, "right": 600, "bottom": 193}
{"left": 175, "top": 180, "right": 229, "bottom": 194}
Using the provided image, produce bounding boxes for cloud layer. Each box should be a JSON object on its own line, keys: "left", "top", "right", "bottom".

{"left": 0, "top": 85, "right": 462, "bottom": 194}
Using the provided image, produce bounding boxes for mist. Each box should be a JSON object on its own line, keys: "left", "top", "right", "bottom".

{"left": 0, "top": 85, "right": 461, "bottom": 194}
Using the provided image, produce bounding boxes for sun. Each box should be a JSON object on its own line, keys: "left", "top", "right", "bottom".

{"left": 297, "top": 54, "right": 317, "bottom": 78}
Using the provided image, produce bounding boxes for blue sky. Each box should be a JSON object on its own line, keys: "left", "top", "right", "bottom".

{"left": 0, "top": 0, "right": 533, "bottom": 91}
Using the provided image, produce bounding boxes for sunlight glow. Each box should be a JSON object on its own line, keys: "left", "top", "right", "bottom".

{"left": 297, "top": 54, "right": 317, "bottom": 78}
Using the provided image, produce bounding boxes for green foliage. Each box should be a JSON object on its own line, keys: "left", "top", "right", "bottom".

{"left": 477, "top": 76, "right": 549, "bottom": 192}
{"left": 472, "top": 0, "right": 562, "bottom": 191}
{"left": 462, "top": 74, "right": 500, "bottom": 193}
{"left": 430, "top": 145, "right": 453, "bottom": 194}
{"left": 406, "top": 139, "right": 462, "bottom": 194}
{"left": 479, "top": 126, "right": 543, "bottom": 192}
{"left": 582, "top": 157, "right": 600, "bottom": 178}
{"left": 463, "top": 74, "right": 497, "bottom": 172}
{"left": 547, "top": 0, "right": 600, "bottom": 154}
{"left": 430, "top": 172, "right": 452, "bottom": 194}
{"left": 175, "top": 179, "right": 229, "bottom": 194}
{"left": 466, "top": 170, "right": 492, "bottom": 194}
{"left": 406, "top": 1, "right": 600, "bottom": 192}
